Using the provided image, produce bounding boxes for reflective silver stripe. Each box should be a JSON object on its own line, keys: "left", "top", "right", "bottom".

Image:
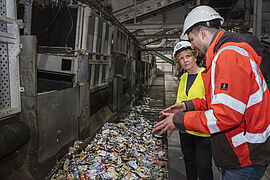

{"left": 247, "top": 59, "right": 268, "bottom": 108}
{"left": 203, "top": 96, "right": 206, "bottom": 101}
{"left": 212, "top": 46, "right": 267, "bottom": 109}
{"left": 210, "top": 55, "right": 218, "bottom": 100}
{"left": 205, "top": 109, "right": 220, "bottom": 133}
{"left": 210, "top": 46, "right": 248, "bottom": 100}
{"left": 211, "top": 93, "right": 246, "bottom": 114}
{"left": 232, "top": 124, "right": 270, "bottom": 147}
{"left": 209, "top": 45, "right": 268, "bottom": 134}
{"left": 231, "top": 132, "right": 246, "bottom": 147}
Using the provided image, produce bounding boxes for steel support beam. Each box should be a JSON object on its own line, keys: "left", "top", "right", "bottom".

{"left": 113, "top": 0, "right": 185, "bottom": 23}
{"left": 140, "top": 47, "right": 173, "bottom": 51}
{"left": 125, "top": 23, "right": 183, "bottom": 30}
{"left": 253, "top": 0, "right": 262, "bottom": 40}
{"left": 135, "top": 34, "right": 180, "bottom": 39}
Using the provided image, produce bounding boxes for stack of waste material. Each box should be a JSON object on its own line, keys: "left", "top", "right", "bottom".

{"left": 50, "top": 106, "right": 168, "bottom": 180}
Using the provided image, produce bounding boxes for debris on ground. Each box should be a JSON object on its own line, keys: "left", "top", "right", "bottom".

{"left": 50, "top": 102, "right": 168, "bottom": 180}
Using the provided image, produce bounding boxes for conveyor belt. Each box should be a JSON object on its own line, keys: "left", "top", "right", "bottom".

{"left": 48, "top": 75, "right": 169, "bottom": 179}
{"left": 142, "top": 76, "right": 165, "bottom": 120}
{"left": 48, "top": 74, "right": 238, "bottom": 180}
{"left": 143, "top": 74, "right": 186, "bottom": 179}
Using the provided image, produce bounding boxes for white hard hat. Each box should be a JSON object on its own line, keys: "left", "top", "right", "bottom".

{"left": 173, "top": 41, "right": 191, "bottom": 58}
{"left": 182, "top": 5, "right": 224, "bottom": 36}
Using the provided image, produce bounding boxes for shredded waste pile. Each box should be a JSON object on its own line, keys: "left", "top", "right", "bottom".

{"left": 51, "top": 104, "right": 168, "bottom": 180}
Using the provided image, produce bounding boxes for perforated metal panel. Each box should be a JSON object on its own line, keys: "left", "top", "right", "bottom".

{"left": 0, "top": 0, "right": 7, "bottom": 30}
{"left": 0, "top": 0, "right": 10, "bottom": 110}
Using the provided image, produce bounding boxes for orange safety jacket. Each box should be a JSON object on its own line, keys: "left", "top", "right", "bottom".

{"left": 183, "top": 31, "right": 270, "bottom": 169}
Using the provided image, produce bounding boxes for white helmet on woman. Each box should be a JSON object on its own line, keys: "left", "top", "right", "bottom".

{"left": 182, "top": 5, "right": 224, "bottom": 36}
{"left": 173, "top": 41, "right": 191, "bottom": 58}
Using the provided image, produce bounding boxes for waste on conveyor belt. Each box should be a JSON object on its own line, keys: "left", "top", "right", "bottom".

{"left": 51, "top": 99, "right": 168, "bottom": 180}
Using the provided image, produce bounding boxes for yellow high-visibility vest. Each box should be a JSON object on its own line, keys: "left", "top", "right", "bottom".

{"left": 176, "top": 67, "right": 210, "bottom": 137}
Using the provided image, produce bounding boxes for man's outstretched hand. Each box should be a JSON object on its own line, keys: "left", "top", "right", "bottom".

{"left": 153, "top": 112, "right": 176, "bottom": 138}
{"left": 153, "top": 102, "right": 186, "bottom": 138}
{"left": 159, "top": 102, "right": 186, "bottom": 119}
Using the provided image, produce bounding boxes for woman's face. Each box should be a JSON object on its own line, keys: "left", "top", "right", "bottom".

{"left": 175, "top": 49, "right": 197, "bottom": 72}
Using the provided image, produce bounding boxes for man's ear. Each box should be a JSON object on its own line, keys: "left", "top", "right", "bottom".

{"left": 199, "top": 29, "right": 205, "bottom": 39}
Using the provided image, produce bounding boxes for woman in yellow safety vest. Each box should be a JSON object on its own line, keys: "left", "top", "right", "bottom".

{"left": 173, "top": 41, "right": 213, "bottom": 180}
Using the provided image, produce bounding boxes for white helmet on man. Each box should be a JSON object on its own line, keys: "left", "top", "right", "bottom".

{"left": 181, "top": 5, "right": 224, "bottom": 36}
{"left": 173, "top": 41, "right": 191, "bottom": 58}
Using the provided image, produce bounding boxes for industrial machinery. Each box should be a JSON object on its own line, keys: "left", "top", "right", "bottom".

{"left": 0, "top": 0, "right": 156, "bottom": 179}
{"left": 1, "top": 0, "right": 269, "bottom": 179}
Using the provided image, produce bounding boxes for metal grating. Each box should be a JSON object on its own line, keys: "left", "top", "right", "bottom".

{"left": 0, "top": 0, "right": 10, "bottom": 110}
{"left": 0, "top": 0, "right": 7, "bottom": 32}
{"left": 0, "top": 43, "right": 10, "bottom": 110}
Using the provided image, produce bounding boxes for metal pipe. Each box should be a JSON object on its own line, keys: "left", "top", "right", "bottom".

{"left": 146, "top": 39, "right": 167, "bottom": 48}
{"left": 0, "top": 121, "right": 31, "bottom": 159}
{"left": 134, "top": 0, "right": 137, "bottom": 24}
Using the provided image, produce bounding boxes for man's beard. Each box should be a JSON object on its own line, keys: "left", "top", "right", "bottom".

{"left": 198, "top": 46, "right": 207, "bottom": 57}
{"left": 196, "top": 47, "right": 206, "bottom": 68}
{"left": 198, "top": 50, "right": 205, "bottom": 58}
{"left": 196, "top": 47, "right": 206, "bottom": 58}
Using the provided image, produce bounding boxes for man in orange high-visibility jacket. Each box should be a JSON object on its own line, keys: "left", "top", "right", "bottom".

{"left": 153, "top": 5, "right": 270, "bottom": 179}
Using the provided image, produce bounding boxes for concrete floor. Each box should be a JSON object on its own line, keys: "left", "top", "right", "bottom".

{"left": 163, "top": 74, "right": 187, "bottom": 179}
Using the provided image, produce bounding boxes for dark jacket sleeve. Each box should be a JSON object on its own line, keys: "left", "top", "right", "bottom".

{"left": 183, "top": 100, "right": 195, "bottom": 111}
{"left": 173, "top": 112, "right": 186, "bottom": 133}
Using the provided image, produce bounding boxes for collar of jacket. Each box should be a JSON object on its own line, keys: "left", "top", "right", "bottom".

{"left": 205, "top": 30, "right": 225, "bottom": 69}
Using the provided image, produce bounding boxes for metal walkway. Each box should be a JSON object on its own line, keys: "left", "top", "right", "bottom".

{"left": 164, "top": 74, "right": 186, "bottom": 180}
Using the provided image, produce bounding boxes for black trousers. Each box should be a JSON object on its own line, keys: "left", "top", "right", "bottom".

{"left": 180, "top": 132, "right": 213, "bottom": 180}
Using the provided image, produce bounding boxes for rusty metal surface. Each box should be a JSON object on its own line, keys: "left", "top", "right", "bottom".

{"left": 77, "top": 55, "right": 89, "bottom": 84}
{"left": 37, "top": 91, "right": 58, "bottom": 163}
{"left": 78, "top": 84, "right": 90, "bottom": 139}
{"left": 18, "top": 35, "right": 39, "bottom": 178}
{"left": 19, "top": 36, "right": 38, "bottom": 97}
{"left": 37, "top": 87, "right": 79, "bottom": 163}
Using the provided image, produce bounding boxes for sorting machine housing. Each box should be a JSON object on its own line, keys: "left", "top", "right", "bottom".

{"left": 0, "top": 0, "right": 156, "bottom": 179}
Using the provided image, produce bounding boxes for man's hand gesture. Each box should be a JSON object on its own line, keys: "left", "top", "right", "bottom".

{"left": 159, "top": 102, "right": 186, "bottom": 119}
